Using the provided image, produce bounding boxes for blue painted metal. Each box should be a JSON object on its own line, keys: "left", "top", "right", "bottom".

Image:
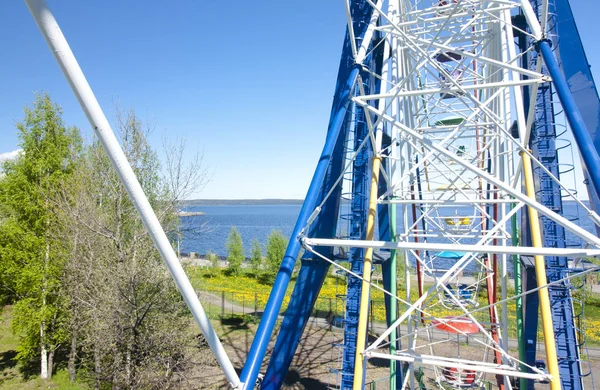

{"left": 260, "top": 139, "right": 347, "bottom": 388}
{"left": 260, "top": 262, "right": 333, "bottom": 390}
{"left": 239, "top": 3, "right": 375, "bottom": 387}
{"left": 512, "top": 18, "right": 539, "bottom": 389}
{"left": 538, "top": 40, "right": 600, "bottom": 207}
{"left": 240, "top": 65, "right": 360, "bottom": 389}
{"left": 521, "top": 1, "right": 600, "bottom": 388}
{"left": 526, "top": 3, "right": 577, "bottom": 388}
{"left": 555, "top": 0, "right": 600, "bottom": 228}
{"left": 536, "top": 38, "right": 587, "bottom": 390}
{"left": 342, "top": 83, "right": 373, "bottom": 390}
{"left": 339, "top": 4, "right": 379, "bottom": 389}
{"left": 260, "top": 47, "right": 352, "bottom": 390}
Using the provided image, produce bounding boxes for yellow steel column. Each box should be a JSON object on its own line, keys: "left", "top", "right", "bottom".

{"left": 521, "top": 151, "right": 560, "bottom": 390}
{"left": 353, "top": 156, "right": 382, "bottom": 389}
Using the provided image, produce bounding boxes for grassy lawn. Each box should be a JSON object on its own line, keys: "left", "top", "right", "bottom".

{"left": 0, "top": 306, "right": 88, "bottom": 390}
{"left": 3, "top": 268, "right": 600, "bottom": 388}
{"left": 187, "top": 266, "right": 600, "bottom": 345}
{"left": 188, "top": 266, "right": 506, "bottom": 322}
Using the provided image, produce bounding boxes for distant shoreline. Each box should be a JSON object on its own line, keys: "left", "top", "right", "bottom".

{"left": 176, "top": 210, "right": 205, "bottom": 217}
{"left": 179, "top": 198, "right": 589, "bottom": 207}
{"left": 180, "top": 199, "right": 304, "bottom": 206}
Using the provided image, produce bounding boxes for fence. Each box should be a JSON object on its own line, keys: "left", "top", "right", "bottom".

{"left": 196, "top": 288, "right": 385, "bottom": 329}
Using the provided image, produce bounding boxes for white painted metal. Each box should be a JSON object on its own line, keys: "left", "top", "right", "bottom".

{"left": 298, "top": 1, "right": 600, "bottom": 388}
{"left": 355, "top": 0, "right": 385, "bottom": 65}
{"left": 366, "top": 352, "right": 549, "bottom": 381}
{"left": 361, "top": 103, "right": 600, "bottom": 246}
{"left": 303, "top": 237, "right": 600, "bottom": 257}
{"left": 520, "top": 0, "right": 544, "bottom": 40}
{"left": 344, "top": 0, "right": 359, "bottom": 59}
{"left": 24, "top": 1, "right": 241, "bottom": 387}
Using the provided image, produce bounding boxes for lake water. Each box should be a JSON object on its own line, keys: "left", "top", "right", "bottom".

{"left": 179, "top": 204, "right": 301, "bottom": 257}
{"left": 179, "top": 201, "right": 597, "bottom": 258}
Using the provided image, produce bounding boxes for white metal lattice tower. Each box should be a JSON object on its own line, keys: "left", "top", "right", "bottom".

{"left": 298, "top": 1, "right": 600, "bottom": 388}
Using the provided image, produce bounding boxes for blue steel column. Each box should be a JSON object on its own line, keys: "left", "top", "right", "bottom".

{"left": 520, "top": 2, "right": 596, "bottom": 387}
{"left": 526, "top": 2, "right": 580, "bottom": 388}
{"left": 239, "top": 67, "right": 359, "bottom": 389}
{"left": 521, "top": 259, "right": 540, "bottom": 390}
{"left": 341, "top": 73, "right": 374, "bottom": 389}
{"left": 536, "top": 38, "right": 590, "bottom": 390}
{"left": 239, "top": 3, "right": 375, "bottom": 388}
{"left": 537, "top": 41, "right": 600, "bottom": 202}
{"left": 555, "top": 0, "right": 600, "bottom": 229}
{"left": 260, "top": 137, "right": 347, "bottom": 389}
{"left": 260, "top": 60, "right": 351, "bottom": 389}
{"left": 513, "top": 16, "right": 539, "bottom": 389}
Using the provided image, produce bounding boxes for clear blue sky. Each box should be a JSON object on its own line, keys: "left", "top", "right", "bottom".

{"left": 1, "top": 1, "right": 599, "bottom": 199}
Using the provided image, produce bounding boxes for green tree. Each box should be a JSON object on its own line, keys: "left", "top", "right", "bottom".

{"left": 56, "top": 107, "right": 202, "bottom": 388}
{"left": 250, "top": 239, "right": 263, "bottom": 277}
{"left": 0, "top": 93, "right": 81, "bottom": 379}
{"left": 226, "top": 227, "right": 244, "bottom": 275}
{"left": 265, "top": 230, "right": 287, "bottom": 282}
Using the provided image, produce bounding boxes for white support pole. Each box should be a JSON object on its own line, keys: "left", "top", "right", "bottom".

{"left": 503, "top": 7, "right": 529, "bottom": 145}
{"left": 24, "top": 1, "right": 241, "bottom": 387}
{"left": 365, "top": 352, "right": 549, "bottom": 382}
{"left": 355, "top": 0, "right": 384, "bottom": 65}
{"left": 344, "top": 0, "right": 359, "bottom": 60}
{"left": 303, "top": 238, "right": 600, "bottom": 257}
{"left": 519, "top": 0, "right": 543, "bottom": 41}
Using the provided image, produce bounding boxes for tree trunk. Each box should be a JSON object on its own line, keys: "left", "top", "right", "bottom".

{"left": 68, "top": 328, "right": 77, "bottom": 381}
{"left": 41, "top": 221, "right": 50, "bottom": 379}
{"left": 69, "top": 235, "right": 79, "bottom": 382}
{"left": 125, "top": 340, "right": 132, "bottom": 385}
{"left": 40, "top": 323, "right": 48, "bottom": 379}
{"left": 94, "top": 347, "right": 101, "bottom": 390}
{"left": 112, "top": 347, "right": 121, "bottom": 390}
{"left": 48, "top": 349, "right": 55, "bottom": 378}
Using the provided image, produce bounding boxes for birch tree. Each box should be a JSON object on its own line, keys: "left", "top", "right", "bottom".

{"left": 57, "top": 108, "right": 207, "bottom": 388}
{"left": 0, "top": 93, "right": 81, "bottom": 379}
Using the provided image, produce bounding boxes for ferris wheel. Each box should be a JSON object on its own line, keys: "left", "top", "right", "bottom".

{"left": 283, "top": 0, "right": 600, "bottom": 389}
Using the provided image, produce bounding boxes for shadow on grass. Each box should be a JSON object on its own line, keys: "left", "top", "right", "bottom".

{"left": 284, "top": 368, "right": 329, "bottom": 389}
{"left": 220, "top": 315, "right": 251, "bottom": 330}
{"left": 257, "top": 273, "right": 276, "bottom": 286}
{"left": 0, "top": 349, "right": 38, "bottom": 381}
{"left": 0, "top": 350, "right": 17, "bottom": 371}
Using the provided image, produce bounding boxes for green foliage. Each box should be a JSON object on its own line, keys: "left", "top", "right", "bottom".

{"left": 205, "top": 251, "right": 220, "bottom": 278}
{"left": 0, "top": 307, "right": 89, "bottom": 389}
{"left": 250, "top": 239, "right": 263, "bottom": 277}
{"left": 0, "top": 98, "right": 207, "bottom": 386}
{"left": 394, "top": 251, "right": 407, "bottom": 277}
{"left": 63, "top": 108, "right": 194, "bottom": 388}
{"left": 226, "top": 227, "right": 244, "bottom": 276}
{"left": 0, "top": 93, "right": 81, "bottom": 375}
{"left": 265, "top": 230, "right": 287, "bottom": 283}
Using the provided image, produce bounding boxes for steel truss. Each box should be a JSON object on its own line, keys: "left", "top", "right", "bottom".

{"left": 291, "top": 1, "right": 600, "bottom": 389}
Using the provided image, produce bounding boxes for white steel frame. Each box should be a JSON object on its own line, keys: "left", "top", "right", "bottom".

{"left": 302, "top": 0, "right": 598, "bottom": 388}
